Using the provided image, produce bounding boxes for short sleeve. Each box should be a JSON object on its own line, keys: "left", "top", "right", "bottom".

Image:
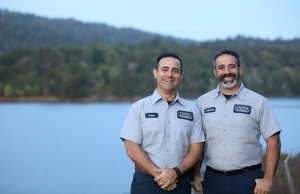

{"left": 189, "top": 106, "right": 206, "bottom": 144}
{"left": 120, "top": 103, "right": 143, "bottom": 144}
{"left": 259, "top": 98, "right": 282, "bottom": 139}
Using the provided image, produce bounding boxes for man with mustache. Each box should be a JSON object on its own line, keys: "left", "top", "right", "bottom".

{"left": 121, "top": 53, "right": 205, "bottom": 194}
{"left": 192, "top": 50, "right": 281, "bottom": 194}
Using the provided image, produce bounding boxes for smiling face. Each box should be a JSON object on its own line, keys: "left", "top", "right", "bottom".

{"left": 214, "top": 54, "right": 242, "bottom": 92}
{"left": 153, "top": 57, "right": 183, "bottom": 97}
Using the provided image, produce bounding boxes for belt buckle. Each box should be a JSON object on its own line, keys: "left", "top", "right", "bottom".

{"left": 223, "top": 171, "right": 227, "bottom": 175}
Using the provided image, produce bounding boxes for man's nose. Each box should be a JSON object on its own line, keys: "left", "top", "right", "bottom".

{"left": 166, "top": 70, "right": 173, "bottom": 76}
{"left": 224, "top": 67, "right": 230, "bottom": 74}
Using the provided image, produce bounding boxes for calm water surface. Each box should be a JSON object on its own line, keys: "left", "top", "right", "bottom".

{"left": 0, "top": 98, "right": 299, "bottom": 194}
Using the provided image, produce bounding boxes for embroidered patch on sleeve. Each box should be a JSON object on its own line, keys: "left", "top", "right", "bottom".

{"left": 233, "top": 104, "right": 251, "bottom": 115}
{"left": 145, "top": 113, "right": 159, "bottom": 118}
{"left": 177, "top": 111, "right": 193, "bottom": 121}
{"left": 204, "top": 107, "right": 216, "bottom": 113}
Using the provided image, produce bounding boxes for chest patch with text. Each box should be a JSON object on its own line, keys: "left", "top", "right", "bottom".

{"left": 177, "top": 111, "right": 193, "bottom": 121}
{"left": 233, "top": 104, "right": 251, "bottom": 115}
{"left": 145, "top": 113, "right": 158, "bottom": 118}
{"left": 204, "top": 107, "right": 216, "bottom": 113}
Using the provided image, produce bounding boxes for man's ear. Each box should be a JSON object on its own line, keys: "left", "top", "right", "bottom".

{"left": 213, "top": 69, "right": 217, "bottom": 78}
{"left": 153, "top": 68, "right": 158, "bottom": 78}
{"left": 180, "top": 72, "right": 184, "bottom": 81}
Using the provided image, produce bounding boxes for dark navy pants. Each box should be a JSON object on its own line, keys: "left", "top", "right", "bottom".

{"left": 130, "top": 171, "right": 192, "bottom": 194}
{"left": 202, "top": 168, "right": 264, "bottom": 194}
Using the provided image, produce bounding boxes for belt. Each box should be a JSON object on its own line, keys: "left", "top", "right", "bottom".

{"left": 206, "top": 164, "right": 261, "bottom": 176}
{"left": 135, "top": 165, "right": 192, "bottom": 178}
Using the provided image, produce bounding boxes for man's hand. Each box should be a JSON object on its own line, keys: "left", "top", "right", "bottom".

{"left": 154, "top": 168, "right": 177, "bottom": 189}
{"left": 191, "top": 174, "right": 203, "bottom": 192}
{"left": 165, "top": 181, "right": 178, "bottom": 191}
{"left": 254, "top": 178, "right": 272, "bottom": 194}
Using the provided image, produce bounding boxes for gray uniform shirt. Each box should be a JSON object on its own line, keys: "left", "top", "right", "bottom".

{"left": 121, "top": 89, "right": 205, "bottom": 169}
{"left": 197, "top": 83, "right": 281, "bottom": 171}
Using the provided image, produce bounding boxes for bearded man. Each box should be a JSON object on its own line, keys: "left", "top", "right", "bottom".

{"left": 192, "top": 50, "right": 281, "bottom": 194}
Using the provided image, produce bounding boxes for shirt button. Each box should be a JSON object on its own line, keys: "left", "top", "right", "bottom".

{"left": 224, "top": 115, "right": 226, "bottom": 117}
{"left": 223, "top": 144, "right": 225, "bottom": 146}
{"left": 224, "top": 129, "right": 226, "bottom": 131}
{"left": 167, "top": 135, "right": 170, "bottom": 138}
{"left": 165, "top": 165, "right": 167, "bottom": 167}
{"left": 167, "top": 150, "right": 169, "bottom": 152}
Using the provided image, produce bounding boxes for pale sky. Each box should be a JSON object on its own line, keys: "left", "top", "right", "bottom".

{"left": 1, "top": 0, "right": 300, "bottom": 41}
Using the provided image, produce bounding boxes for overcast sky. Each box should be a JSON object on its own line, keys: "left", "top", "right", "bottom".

{"left": 1, "top": 0, "right": 300, "bottom": 41}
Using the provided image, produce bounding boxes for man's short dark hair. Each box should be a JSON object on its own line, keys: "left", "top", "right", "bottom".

{"left": 213, "top": 50, "right": 241, "bottom": 69}
{"left": 156, "top": 52, "right": 183, "bottom": 73}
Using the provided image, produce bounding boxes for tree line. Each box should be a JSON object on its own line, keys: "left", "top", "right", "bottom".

{"left": 0, "top": 36, "right": 300, "bottom": 101}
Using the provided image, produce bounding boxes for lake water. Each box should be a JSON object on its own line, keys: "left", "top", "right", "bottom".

{"left": 1, "top": 98, "right": 300, "bottom": 194}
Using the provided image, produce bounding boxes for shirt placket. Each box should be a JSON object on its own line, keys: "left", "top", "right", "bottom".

{"left": 220, "top": 97, "right": 230, "bottom": 169}
{"left": 163, "top": 102, "right": 172, "bottom": 168}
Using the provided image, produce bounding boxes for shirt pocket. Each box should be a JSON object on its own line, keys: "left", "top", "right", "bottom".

{"left": 202, "top": 114, "right": 220, "bottom": 140}
{"left": 230, "top": 114, "right": 259, "bottom": 141}
{"left": 141, "top": 117, "right": 163, "bottom": 145}
{"left": 172, "top": 119, "right": 193, "bottom": 146}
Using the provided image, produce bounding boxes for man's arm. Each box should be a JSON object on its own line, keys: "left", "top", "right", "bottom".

{"left": 192, "top": 144, "right": 205, "bottom": 192}
{"left": 124, "top": 139, "right": 160, "bottom": 177}
{"left": 124, "top": 139, "right": 177, "bottom": 191}
{"left": 154, "top": 142, "right": 203, "bottom": 189}
{"left": 177, "top": 142, "right": 204, "bottom": 173}
{"left": 254, "top": 133, "right": 281, "bottom": 194}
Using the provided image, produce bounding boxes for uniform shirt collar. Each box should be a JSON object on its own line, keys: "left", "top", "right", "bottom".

{"left": 151, "top": 89, "right": 185, "bottom": 105}
{"left": 214, "top": 82, "right": 246, "bottom": 100}
{"left": 235, "top": 82, "right": 246, "bottom": 100}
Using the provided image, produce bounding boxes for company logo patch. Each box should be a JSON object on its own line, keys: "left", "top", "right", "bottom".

{"left": 204, "top": 107, "right": 216, "bottom": 113}
{"left": 177, "top": 111, "right": 193, "bottom": 121}
{"left": 233, "top": 104, "right": 251, "bottom": 115}
{"left": 145, "top": 113, "right": 158, "bottom": 118}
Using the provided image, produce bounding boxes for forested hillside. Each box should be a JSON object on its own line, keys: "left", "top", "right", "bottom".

{"left": 0, "top": 9, "right": 299, "bottom": 101}
{"left": 0, "top": 9, "right": 195, "bottom": 53}
{"left": 1, "top": 36, "right": 300, "bottom": 101}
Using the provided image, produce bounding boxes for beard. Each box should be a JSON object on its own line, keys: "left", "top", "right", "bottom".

{"left": 218, "top": 73, "right": 240, "bottom": 89}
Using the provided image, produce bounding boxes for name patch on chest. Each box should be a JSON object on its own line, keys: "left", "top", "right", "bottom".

{"left": 145, "top": 113, "right": 158, "bottom": 118}
{"left": 233, "top": 104, "right": 251, "bottom": 115}
{"left": 177, "top": 111, "right": 193, "bottom": 121}
{"left": 204, "top": 107, "right": 216, "bottom": 113}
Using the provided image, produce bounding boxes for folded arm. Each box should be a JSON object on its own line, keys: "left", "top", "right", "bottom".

{"left": 124, "top": 139, "right": 160, "bottom": 177}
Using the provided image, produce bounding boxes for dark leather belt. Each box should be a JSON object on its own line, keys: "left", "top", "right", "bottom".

{"left": 135, "top": 165, "right": 192, "bottom": 178}
{"left": 206, "top": 164, "right": 261, "bottom": 176}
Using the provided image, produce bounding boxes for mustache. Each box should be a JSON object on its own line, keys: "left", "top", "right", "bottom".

{"left": 218, "top": 73, "right": 236, "bottom": 81}
{"left": 162, "top": 76, "right": 174, "bottom": 80}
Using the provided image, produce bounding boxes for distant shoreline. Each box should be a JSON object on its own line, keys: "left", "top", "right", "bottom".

{"left": 0, "top": 95, "right": 143, "bottom": 103}
{"left": 0, "top": 95, "right": 296, "bottom": 103}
